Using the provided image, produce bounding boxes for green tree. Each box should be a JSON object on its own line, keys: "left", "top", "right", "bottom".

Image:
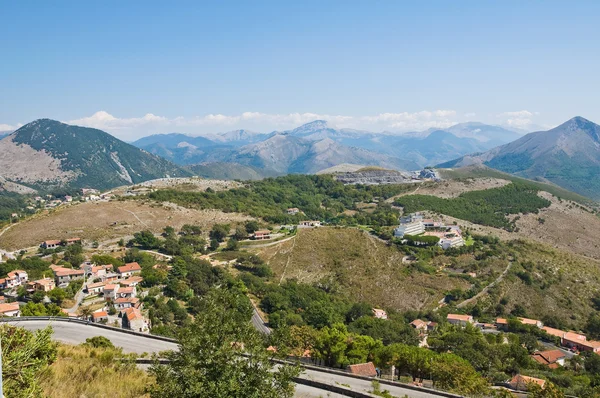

{"left": 181, "top": 224, "right": 202, "bottom": 236}
{"left": 245, "top": 220, "right": 260, "bottom": 234}
{"left": 132, "top": 230, "right": 161, "bottom": 249}
{"left": 31, "top": 290, "right": 46, "bottom": 303}
{"left": 313, "top": 323, "right": 350, "bottom": 367}
{"left": 149, "top": 290, "right": 299, "bottom": 398}
{"left": 162, "top": 225, "right": 176, "bottom": 238}
{"left": 527, "top": 382, "right": 565, "bottom": 398}
{"left": 0, "top": 325, "right": 58, "bottom": 398}
{"left": 209, "top": 238, "right": 220, "bottom": 251}
{"left": 226, "top": 238, "right": 239, "bottom": 251}
{"left": 233, "top": 226, "right": 249, "bottom": 241}
{"left": 47, "top": 288, "right": 67, "bottom": 306}
{"left": 210, "top": 224, "right": 230, "bottom": 242}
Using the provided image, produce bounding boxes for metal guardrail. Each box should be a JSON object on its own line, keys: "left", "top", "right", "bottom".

{"left": 0, "top": 316, "right": 177, "bottom": 343}
{"left": 4, "top": 317, "right": 462, "bottom": 398}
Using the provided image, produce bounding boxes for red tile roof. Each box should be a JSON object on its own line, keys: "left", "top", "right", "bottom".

{"left": 542, "top": 326, "right": 565, "bottom": 338}
{"left": 447, "top": 314, "right": 473, "bottom": 322}
{"left": 347, "top": 362, "right": 377, "bottom": 377}
{"left": 92, "top": 311, "right": 108, "bottom": 318}
{"left": 0, "top": 302, "right": 19, "bottom": 313}
{"left": 123, "top": 307, "right": 143, "bottom": 321}
{"left": 531, "top": 350, "right": 566, "bottom": 367}
{"left": 118, "top": 262, "right": 142, "bottom": 273}
{"left": 509, "top": 375, "right": 546, "bottom": 391}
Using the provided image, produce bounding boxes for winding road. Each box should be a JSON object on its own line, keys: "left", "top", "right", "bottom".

{"left": 2, "top": 319, "right": 457, "bottom": 398}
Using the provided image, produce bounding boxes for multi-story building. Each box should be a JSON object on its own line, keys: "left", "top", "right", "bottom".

{"left": 394, "top": 221, "right": 425, "bottom": 237}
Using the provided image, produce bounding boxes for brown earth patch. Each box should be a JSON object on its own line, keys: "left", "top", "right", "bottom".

{"left": 0, "top": 200, "right": 253, "bottom": 250}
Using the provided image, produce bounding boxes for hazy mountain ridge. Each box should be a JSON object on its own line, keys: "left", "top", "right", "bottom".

{"left": 132, "top": 120, "right": 519, "bottom": 171}
{"left": 438, "top": 116, "right": 600, "bottom": 199}
{"left": 0, "top": 119, "right": 191, "bottom": 191}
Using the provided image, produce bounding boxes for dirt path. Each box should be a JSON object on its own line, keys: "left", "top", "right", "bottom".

{"left": 456, "top": 260, "right": 514, "bottom": 308}
{"left": 116, "top": 206, "right": 150, "bottom": 228}
{"left": 0, "top": 223, "right": 15, "bottom": 238}
{"left": 279, "top": 236, "right": 297, "bottom": 285}
{"left": 244, "top": 235, "right": 296, "bottom": 249}
{"left": 385, "top": 181, "right": 423, "bottom": 203}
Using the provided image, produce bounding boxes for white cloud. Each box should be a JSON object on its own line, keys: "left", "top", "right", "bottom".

{"left": 497, "top": 110, "right": 540, "bottom": 131}
{"left": 60, "top": 110, "right": 461, "bottom": 140}
{"left": 464, "top": 112, "right": 476, "bottom": 118}
{"left": 69, "top": 111, "right": 168, "bottom": 131}
{"left": 0, "top": 123, "right": 21, "bottom": 132}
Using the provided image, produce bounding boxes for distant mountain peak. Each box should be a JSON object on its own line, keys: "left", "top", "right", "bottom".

{"left": 300, "top": 120, "right": 328, "bottom": 128}
{"left": 289, "top": 120, "right": 330, "bottom": 136}
{"left": 558, "top": 116, "right": 594, "bottom": 131}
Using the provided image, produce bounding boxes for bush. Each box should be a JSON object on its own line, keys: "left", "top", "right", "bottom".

{"left": 84, "top": 336, "right": 115, "bottom": 349}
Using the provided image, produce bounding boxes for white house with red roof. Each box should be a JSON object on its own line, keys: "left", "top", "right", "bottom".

{"left": 117, "top": 262, "right": 142, "bottom": 278}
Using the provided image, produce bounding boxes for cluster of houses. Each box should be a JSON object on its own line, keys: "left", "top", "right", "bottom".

{"left": 0, "top": 261, "right": 148, "bottom": 331}
{"left": 440, "top": 313, "right": 600, "bottom": 392}
{"left": 394, "top": 212, "right": 465, "bottom": 250}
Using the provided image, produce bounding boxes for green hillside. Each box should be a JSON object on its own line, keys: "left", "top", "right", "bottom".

{"left": 6, "top": 119, "right": 191, "bottom": 190}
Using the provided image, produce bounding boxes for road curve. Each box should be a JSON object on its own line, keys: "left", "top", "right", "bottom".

{"left": 3, "top": 319, "right": 457, "bottom": 398}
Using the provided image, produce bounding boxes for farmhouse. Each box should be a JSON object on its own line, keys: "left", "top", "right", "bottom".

{"left": 447, "top": 314, "right": 474, "bottom": 327}
{"left": 41, "top": 240, "right": 62, "bottom": 249}
{"left": 253, "top": 230, "right": 271, "bottom": 240}
{"left": 287, "top": 208, "right": 300, "bottom": 215}
{"left": 298, "top": 220, "right": 321, "bottom": 227}
{"left": 40, "top": 238, "right": 81, "bottom": 249}
{"left": 410, "top": 319, "right": 428, "bottom": 331}
{"left": 372, "top": 308, "right": 388, "bottom": 319}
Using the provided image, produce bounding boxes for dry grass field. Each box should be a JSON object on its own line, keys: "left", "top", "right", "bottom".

{"left": 476, "top": 240, "right": 600, "bottom": 328}
{"left": 0, "top": 200, "right": 253, "bottom": 250}
{"left": 40, "top": 344, "right": 152, "bottom": 398}
{"left": 255, "top": 227, "right": 470, "bottom": 311}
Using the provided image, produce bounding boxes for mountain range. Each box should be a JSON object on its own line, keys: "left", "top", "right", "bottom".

{"left": 132, "top": 120, "right": 521, "bottom": 175}
{"left": 0, "top": 119, "right": 190, "bottom": 192}
{"left": 5, "top": 116, "right": 599, "bottom": 199}
{"left": 438, "top": 116, "right": 600, "bottom": 199}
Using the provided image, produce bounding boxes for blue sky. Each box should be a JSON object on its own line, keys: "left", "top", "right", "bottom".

{"left": 1, "top": 1, "right": 599, "bottom": 139}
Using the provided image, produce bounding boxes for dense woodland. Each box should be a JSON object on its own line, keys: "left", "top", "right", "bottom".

{"left": 395, "top": 182, "right": 551, "bottom": 231}
{"left": 146, "top": 174, "right": 410, "bottom": 226}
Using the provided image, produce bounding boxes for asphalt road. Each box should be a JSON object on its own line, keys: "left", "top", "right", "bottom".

{"left": 252, "top": 307, "right": 271, "bottom": 335}
{"left": 5, "top": 319, "right": 454, "bottom": 398}
{"left": 4, "top": 319, "right": 178, "bottom": 354}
